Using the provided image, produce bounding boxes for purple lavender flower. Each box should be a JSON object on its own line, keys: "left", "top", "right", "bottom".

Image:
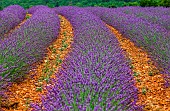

{"left": 85, "top": 6, "right": 170, "bottom": 88}
{"left": 27, "top": 5, "right": 49, "bottom": 14}
{"left": 31, "top": 6, "right": 142, "bottom": 111}
{"left": 0, "top": 7, "right": 60, "bottom": 101}
{"left": 0, "top": 5, "right": 26, "bottom": 40}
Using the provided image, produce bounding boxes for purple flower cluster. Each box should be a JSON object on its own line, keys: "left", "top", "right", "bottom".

{"left": 0, "top": 7, "right": 60, "bottom": 99}
{"left": 27, "top": 5, "right": 49, "bottom": 14}
{"left": 0, "top": 5, "right": 26, "bottom": 40}
{"left": 137, "top": 7, "right": 170, "bottom": 16}
{"left": 31, "top": 6, "right": 142, "bottom": 111}
{"left": 85, "top": 6, "right": 170, "bottom": 87}
{"left": 113, "top": 6, "right": 170, "bottom": 31}
{"left": 0, "top": 65, "right": 12, "bottom": 102}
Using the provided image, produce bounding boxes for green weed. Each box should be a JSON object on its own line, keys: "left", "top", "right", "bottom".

{"left": 142, "top": 87, "right": 147, "bottom": 95}
{"left": 36, "top": 85, "right": 42, "bottom": 92}
{"left": 148, "top": 71, "right": 153, "bottom": 76}
{"left": 62, "top": 43, "right": 68, "bottom": 49}
{"left": 133, "top": 72, "right": 139, "bottom": 77}
{"left": 25, "top": 14, "right": 30, "bottom": 19}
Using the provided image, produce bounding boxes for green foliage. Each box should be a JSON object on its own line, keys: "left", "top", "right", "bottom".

{"left": 36, "top": 86, "right": 43, "bottom": 92}
{"left": 0, "top": 0, "right": 155, "bottom": 10}
{"left": 25, "top": 15, "right": 30, "bottom": 19}
{"left": 139, "top": 0, "right": 170, "bottom": 7}
{"left": 160, "top": 0, "right": 170, "bottom": 7}
{"left": 133, "top": 72, "right": 139, "bottom": 77}
{"left": 125, "top": 1, "right": 140, "bottom": 6}
{"left": 148, "top": 71, "right": 153, "bottom": 76}
{"left": 142, "top": 87, "right": 147, "bottom": 95}
{"left": 49, "top": 44, "right": 56, "bottom": 53}
{"left": 139, "top": 0, "right": 159, "bottom": 6}
{"left": 1, "top": 0, "right": 169, "bottom": 9}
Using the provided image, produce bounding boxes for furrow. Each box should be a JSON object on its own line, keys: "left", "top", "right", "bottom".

{"left": 2, "top": 14, "right": 32, "bottom": 41}
{"left": 1, "top": 15, "right": 73, "bottom": 111}
{"left": 106, "top": 24, "right": 170, "bottom": 111}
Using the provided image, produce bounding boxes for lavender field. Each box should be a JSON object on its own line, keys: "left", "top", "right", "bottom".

{"left": 0, "top": 5, "right": 170, "bottom": 111}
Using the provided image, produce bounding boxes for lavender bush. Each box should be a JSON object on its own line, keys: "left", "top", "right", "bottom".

{"left": 0, "top": 66, "right": 12, "bottom": 107}
{"left": 0, "top": 7, "right": 60, "bottom": 100}
{"left": 137, "top": 7, "right": 170, "bottom": 16}
{"left": 114, "top": 6, "right": 170, "bottom": 31}
{"left": 0, "top": 5, "right": 26, "bottom": 40}
{"left": 85, "top": 6, "right": 170, "bottom": 87}
{"left": 27, "top": 5, "right": 49, "bottom": 14}
{"left": 31, "top": 6, "right": 142, "bottom": 111}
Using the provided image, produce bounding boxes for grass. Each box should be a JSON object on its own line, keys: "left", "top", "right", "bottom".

{"left": 49, "top": 45, "right": 56, "bottom": 53}
{"left": 142, "top": 87, "right": 147, "bottom": 95}
{"left": 36, "top": 85, "right": 42, "bottom": 92}
{"left": 133, "top": 72, "right": 139, "bottom": 77}
{"left": 25, "top": 13, "right": 30, "bottom": 19}
{"left": 148, "top": 71, "right": 154, "bottom": 76}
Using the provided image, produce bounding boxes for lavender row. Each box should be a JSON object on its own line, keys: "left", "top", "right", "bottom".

{"left": 0, "top": 5, "right": 26, "bottom": 40}
{"left": 27, "top": 5, "right": 49, "bottom": 14}
{"left": 117, "top": 6, "right": 170, "bottom": 16}
{"left": 0, "top": 7, "right": 60, "bottom": 99}
{"left": 85, "top": 7, "right": 170, "bottom": 87}
{"left": 135, "top": 7, "right": 170, "bottom": 16}
{"left": 31, "top": 6, "right": 142, "bottom": 111}
{"left": 114, "top": 6, "right": 170, "bottom": 31}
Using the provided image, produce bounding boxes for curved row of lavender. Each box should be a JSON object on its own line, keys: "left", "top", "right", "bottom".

{"left": 135, "top": 7, "right": 170, "bottom": 16}
{"left": 118, "top": 6, "right": 170, "bottom": 16}
{"left": 0, "top": 7, "right": 60, "bottom": 100}
{"left": 27, "top": 5, "right": 49, "bottom": 14}
{"left": 0, "top": 5, "right": 26, "bottom": 40}
{"left": 114, "top": 6, "right": 170, "bottom": 31}
{"left": 85, "top": 7, "right": 170, "bottom": 87}
{"left": 31, "top": 6, "right": 142, "bottom": 111}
